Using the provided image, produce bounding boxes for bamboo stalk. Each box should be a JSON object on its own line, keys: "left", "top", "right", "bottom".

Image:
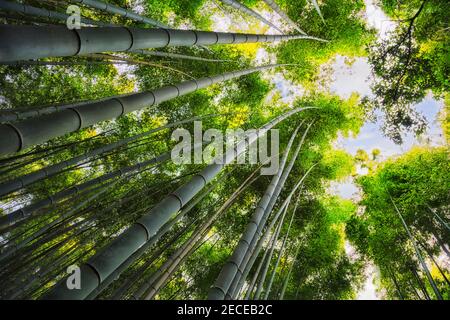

{"left": 208, "top": 124, "right": 302, "bottom": 299}
{"left": 219, "top": 0, "right": 283, "bottom": 33}
{"left": 263, "top": 193, "right": 299, "bottom": 299}
{"left": 0, "top": 0, "right": 114, "bottom": 27}
{"left": 391, "top": 197, "right": 443, "bottom": 300}
{"left": 234, "top": 165, "right": 316, "bottom": 299}
{"left": 132, "top": 49, "right": 232, "bottom": 63}
{"left": 226, "top": 121, "right": 314, "bottom": 299}
{"left": 254, "top": 200, "right": 288, "bottom": 299}
{"left": 0, "top": 65, "right": 290, "bottom": 156}
{"left": 0, "top": 148, "right": 172, "bottom": 231}
{"left": 262, "top": 0, "right": 306, "bottom": 34}
{"left": 71, "top": 0, "right": 169, "bottom": 28}
{"left": 0, "top": 25, "right": 327, "bottom": 63}
{"left": 0, "top": 115, "right": 214, "bottom": 198}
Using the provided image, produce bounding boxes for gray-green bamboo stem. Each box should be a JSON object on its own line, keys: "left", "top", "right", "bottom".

{"left": 391, "top": 197, "right": 443, "bottom": 300}
{"left": 0, "top": 65, "right": 293, "bottom": 156}
{"left": 0, "top": 0, "right": 114, "bottom": 27}
{"left": 71, "top": 0, "right": 168, "bottom": 28}
{"left": 103, "top": 168, "right": 240, "bottom": 300}
{"left": 208, "top": 124, "right": 302, "bottom": 299}
{"left": 132, "top": 49, "right": 232, "bottom": 62}
{"left": 140, "top": 165, "right": 263, "bottom": 300}
{"left": 219, "top": 0, "right": 283, "bottom": 33}
{"left": 262, "top": 0, "right": 306, "bottom": 34}
{"left": 279, "top": 241, "right": 300, "bottom": 300}
{"left": 235, "top": 164, "right": 316, "bottom": 300}
{"left": 254, "top": 199, "right": 289, "bottom": 299}
{"left": 0, "top": 115, "right": 210, "bottom": 198}
{"left": 244, "top": 214, "right": 281, "bottom": 300}
{"left": 427, "top": 205, "right": 450, "bottom": 233}
{"left": 0, "top": 148, "right": 173, "bottom": 230}
{"left": 0, "top": 25, "right": 326, "bottom": 63}
{"left": 263, "top": 193, "right": 299, "bottom": 299}
{"left": 310, "top": 0, "right": 325, "bottom": 24}
{"left": 226, "top": 121, "right": 314, "bottom": 299}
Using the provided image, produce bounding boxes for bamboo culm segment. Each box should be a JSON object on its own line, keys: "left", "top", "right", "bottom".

{"left": 89, "top": 169, "right": 235, "bottom": 300}
{"left": 217, "top": 121, "right": 314, "bottom": 299}
{"left": 71, "top": 0, "right": 170, "bottom": 28}
{"left": 0, "top": 25, "right": 324, "bottom": 62}
{"left": 262, "top": 0, "right": 306, "bottom": 34}
{"left": 208, "top": 124, "right": 301, "bottom": 299}
{"left": 391, "top": 197, "right": 443, "bottom": 300}
{"left": 219, "top": 0, "right": 283, "bottom": 33}
{"left": 0, "top": 93, "right": 131, "bottom": 123}
{"left": 0, "top": 115, "right": 211, "bottom": 198}
{"left": 131, "top": 49, "right": 232, "bottom": 62}
{"left": 0, "top": 65, "right": 278, "bottom": 156}
{"left": 254, "top": 203, "right": 287, "bottom": 299}
{"left": 0, "top": 1, "right": 114, "bottom": 27}
{"left": 0, "top": 147, "right": 174, "bottom": 230}
{"left": 263, "top": 195, "right": 298, "bottom": 299}
{"left": 43, "top": 106, "right": 314, "bottom": 300}
{"left": 241, "top": 164, "right": 316, "bottom": 299}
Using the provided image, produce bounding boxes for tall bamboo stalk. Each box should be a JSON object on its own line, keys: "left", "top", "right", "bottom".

{"left": 0, "top": 25, "right": 326, "bottom": 62}
{"left": 207, "top": 124, "right": 302, "bottom": 299}
{"left": 263, "top": 193, "right": 299, "bottom": 299}
{"left": 0, "top": 64, "right": 287, "bottom": 156}
{"left": 427, "top": 205, "right": 450, "bottom": 233}
{"left": 226, "top": 121, "right": 314, "bottom": 299}
{"left": 253, "top": 199, "right": 288, "bottom": 299}
{"left": 0, "top": 0, "right": 114, "bottom": 27}
{"left": 0, "top": 154, "right": 166, "bottom": 228}
{"left": 278, "top": 241, "right": 300, "bottom": 299}
{"left": 0, "top": 115, "right": 212, "bottom": 197}
{"left": 89, "top": 168, "right": 240, "bottom": 299}
{"left": 411, "top": 265, "right": 431, "bottom": 300}
{"left": 43, "top": 106, "right": 315, "bottom": 300}
{"left": 387, "top": 266, "right": 404, "bottom": 300}
{"left": 71, "top": 0, "right": 169, "bottom": 28}
{"left": 391, "top": 197, "right": 443, "bottom": 300}
{"left": 244, "top": 212, "right": 281, "bottom": 300}
{"left": 132, "top": 49, "right": 232, "bottom": 62}
{"left": 219, "top": 0, "right": 283, "bottom": 33}
{"left": 417, "top": 240, "right": 450, "bottom": 286}
{"left": 0, "top": 60, "right": 128, "bottom": 67}
{"left": 310, "top": 0, "right": 325, "bottom": 24}
{"left": 235, "top": 165, "right": 316, "bottom": 299}
{"left": 141, "top": 166, "right": 268, "bottom": 300}
{"left": 262, "top": 0, "right": 306, "bottom": 34}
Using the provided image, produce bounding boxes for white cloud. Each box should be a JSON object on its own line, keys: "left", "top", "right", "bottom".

{"left": 364, "top": 0, "right": 396, "bottom": 39}
{"left": 328, "top": 56, "right": 374, "bottom": 99}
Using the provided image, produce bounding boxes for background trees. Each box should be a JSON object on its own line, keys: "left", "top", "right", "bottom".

{"left": 367, "top": 0, "right": 449, "bottom": 143}
{"left": 347, "top": 147, "right": 450, "bottom": 299}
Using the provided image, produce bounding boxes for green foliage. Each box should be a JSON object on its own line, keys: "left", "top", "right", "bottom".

{"left": 368, "top": 0, "right": 450, "bottom": 142}
{"left": 347, "top": 146, "right": 450, "bottom": 299}
{"left": 276, "top": 0, "right": 373, "bottom": 87}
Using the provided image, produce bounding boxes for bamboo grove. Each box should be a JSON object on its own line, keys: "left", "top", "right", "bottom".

{"left": 0, "top": 0, "right": 448, "bottom": 300}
